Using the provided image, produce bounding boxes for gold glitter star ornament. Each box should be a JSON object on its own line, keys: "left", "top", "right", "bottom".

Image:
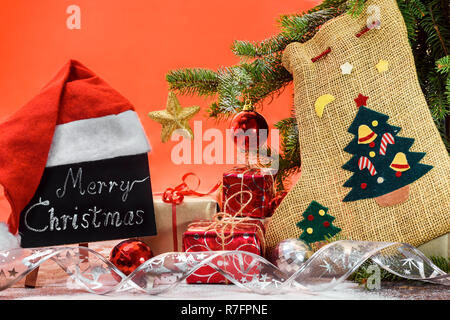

{"left": 148, "top": 92, "right": 200, "bottom": 143}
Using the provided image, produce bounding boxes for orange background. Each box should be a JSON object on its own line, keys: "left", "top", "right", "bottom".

{"left": 0, "top": 0, "right": 319, "bottom": 222}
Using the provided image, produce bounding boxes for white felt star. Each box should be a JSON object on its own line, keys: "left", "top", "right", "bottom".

{"left": 340, "top": 62, "right": 354, "bottom": 75}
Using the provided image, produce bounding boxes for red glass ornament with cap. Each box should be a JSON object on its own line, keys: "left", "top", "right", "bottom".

{"left": 229, "top": 100, "right": 269, "bottom": 151}
{"left": 109, "top": 239, "right": 153, "bottom": 281}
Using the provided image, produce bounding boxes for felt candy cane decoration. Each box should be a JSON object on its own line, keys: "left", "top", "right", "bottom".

{"left": 379, "top": 132, "right": 395, "bottom": 155}
{"left": 358, "top": 156, "right": 377, "bottom": 176}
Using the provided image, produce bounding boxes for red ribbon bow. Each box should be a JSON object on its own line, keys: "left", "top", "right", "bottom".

{"left": 159, "top": 173, "right": 221, "bottom": 251}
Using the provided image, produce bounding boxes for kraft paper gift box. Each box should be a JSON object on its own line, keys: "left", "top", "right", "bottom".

{"left": 140, "top": 195, "right": 218, "bottom": 255}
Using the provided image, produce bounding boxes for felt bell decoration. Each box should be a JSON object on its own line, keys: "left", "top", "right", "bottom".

{"left": 390, "top": 152, "right": 410, "bottom": 172}
{"left": 358, "top": 125, "right": 377, "bottom": 144}
{"left": 376, "top": 152, "right": 411, "bottom": 207}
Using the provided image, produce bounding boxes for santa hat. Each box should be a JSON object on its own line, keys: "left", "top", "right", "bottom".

{"left": 0, "top": 60, "right": 150, "bottom": 243}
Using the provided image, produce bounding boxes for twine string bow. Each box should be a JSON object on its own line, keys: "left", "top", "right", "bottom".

{"left": 207, "top": 189, "right": 255, "bottom": 250}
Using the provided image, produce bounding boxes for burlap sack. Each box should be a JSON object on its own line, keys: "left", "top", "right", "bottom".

{"left": 266, "top": 0, "right": 450, "bottom": 252}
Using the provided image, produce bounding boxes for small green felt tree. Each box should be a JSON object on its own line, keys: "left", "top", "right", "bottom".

{"left": 296, "top": 201, "right": 341, "bottom": 245}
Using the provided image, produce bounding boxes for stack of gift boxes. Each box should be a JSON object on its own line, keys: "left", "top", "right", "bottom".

{"left": 142, "top": 166, "right": 277, "bottom": 284}
{"left": 183, "top": 166, "right": 276, "bottom": 284}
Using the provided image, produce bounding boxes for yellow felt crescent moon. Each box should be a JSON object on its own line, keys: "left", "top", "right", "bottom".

{"left": 315, "top": 94, "right": 335, "bottom": 118}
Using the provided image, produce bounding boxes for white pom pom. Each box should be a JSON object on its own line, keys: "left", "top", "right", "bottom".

{"left": 0, "top": 223, "right": 20, "bottom": 251}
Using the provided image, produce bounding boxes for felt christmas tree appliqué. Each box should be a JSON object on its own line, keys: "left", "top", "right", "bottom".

{"left": 342, "top": 105, "right": 433, "bottom": 206}
{"left": 296, "top": 201, "right": 341, "bottom": 244}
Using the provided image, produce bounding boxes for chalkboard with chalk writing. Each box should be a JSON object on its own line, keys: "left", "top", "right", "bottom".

{"left": 18, "top": 153, "right": 157, "bottom": 248}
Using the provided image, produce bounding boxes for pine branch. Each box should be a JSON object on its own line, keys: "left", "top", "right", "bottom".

{"left": 278, "top": 7, "right": 344, "bottom": 40}
{"left": 399, "top": 0, "right": 450, "bottom": 150}
{"left": 166, "top": 68, "right": 219, "bottom": 96}
{"left": 231, "top": 6, "right": 346, "bottom": 59}
{"left": 231, "top": 34, "right": 295, "bottom": 58}
{"left": 436, "top": 55, "right": 450, "bottom": 147}
{"left": 426, "top": 69, "right": 449, "bottom": 120}
{"left": 346, "top": 0, "right": 367, "bottom": 17}
{"left": 406, "top": 0, "right": 427, "bottom": 18}
{"left": 398, "top": 1, "right": 420, "bottom": 45}
{"left": 207, "top": 55, "right": 293, "bottom": 118}
{"left": 419, "top": 0, "right": 450, "bottom": 60}
{"left": 428, "top": 2, "right": 449, "bottom": 56}
{"left": 430, "top": 256, "right": 450, "bottom": 273}
{"left": 240, "top": 55, "right": 293, "bottom": 103}
{"left": 437, "top": 55, "right": 450, "bottom": 74}
{"left": 215, "top": 67, "right": 253, "bottom": 113}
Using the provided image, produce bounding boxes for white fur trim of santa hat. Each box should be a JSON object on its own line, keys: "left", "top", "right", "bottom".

{"left": 46, "top": 110, "right": 151, "bottom": 168}
{"left": 0, "top": 222, "right": 20, "bottom": 251}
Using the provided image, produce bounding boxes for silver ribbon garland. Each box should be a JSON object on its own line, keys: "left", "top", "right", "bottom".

{"left": 0, "top": 240, "right": 448, "bottom": 295}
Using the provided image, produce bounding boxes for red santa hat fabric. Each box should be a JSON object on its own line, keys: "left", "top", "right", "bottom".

{"left": 0, "top": 60, "right": 150, "bottom": 235}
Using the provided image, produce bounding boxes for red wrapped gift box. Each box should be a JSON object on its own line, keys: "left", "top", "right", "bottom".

{"left": 222, "top": 166, "right": 276, "bottom": 218}
{"left": 182, "top": 219, "right": 265, "bottom": 284}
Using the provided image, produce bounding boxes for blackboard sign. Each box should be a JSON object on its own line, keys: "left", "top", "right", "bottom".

{"left": 19, "top": 153, "right": 157, "bottom": 248}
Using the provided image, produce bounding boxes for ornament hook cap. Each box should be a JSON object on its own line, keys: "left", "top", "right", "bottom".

{"left": 242, "top": 98, "right": 254, "bottom": 111}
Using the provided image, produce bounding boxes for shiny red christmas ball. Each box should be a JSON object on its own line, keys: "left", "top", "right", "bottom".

{"left": 229, "top": 106, "right": 269, "bottom": 151}
{"left": 109, "top": 239, "right": 153, "bottom": 278}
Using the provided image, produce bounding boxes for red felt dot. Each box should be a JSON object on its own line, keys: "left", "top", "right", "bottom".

{"left": 395, "top": 171, "right": 402, "bottom": 177}
{"left": 369, "top": 142, "right": 375, "bottom": 148}
{"left": 323, "top": 221, "right": 330, "bottom": 228}
{"left": 307, "top": 214, "right": 314, "bottom": 221}
{"left": 360, "top": 183, "right": 367, "bottom": 189}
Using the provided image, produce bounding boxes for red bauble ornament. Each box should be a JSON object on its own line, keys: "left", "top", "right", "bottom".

{"left": 229, "top": 104, "right": 269, "bottom": 151}
{"left": 109, "top": 239, "right": 153, "bottom": 279}
{"left": 323, "top": 221, "right": 330, "bottom": 228}
{"left": 395, "top": 171, "right": 402, "bottom": 177}
{"left": 360, "top": 183, "right": 367, "bottom": 189}
{"left": 307, "top": 214, "right": 314, "bottom": 221}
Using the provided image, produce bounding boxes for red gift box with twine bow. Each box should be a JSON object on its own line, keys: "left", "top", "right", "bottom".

{"left": 222, "top": 166, "right": 277, "bottom": 218}
{"left": 183, "top": 189, "right": 266, "bottom": 284}
{"left": 182, "top": 217, "right": 265, "bottom": 284}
